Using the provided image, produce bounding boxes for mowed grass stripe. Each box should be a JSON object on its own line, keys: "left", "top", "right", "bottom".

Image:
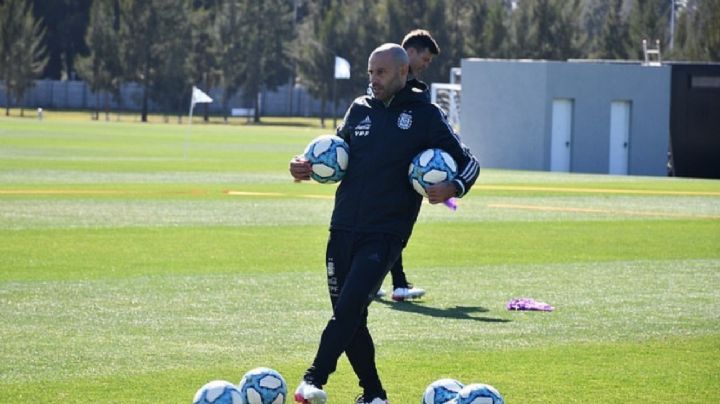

{"left": 2, "top": 335, "right": 717, "bottom": 403}
{"left": 1, "top": 220, "right": 718, "bottom": 281}
{"left": 475, "top": 184, "right": 720, "bottom": 196}
{"left": 2, "top": 116, "right": 719, "bottom": 403}
{"left": 2, "top": 259, "right": 718, "bottom": 368}
{"left": 487, "top": 202, "right": 720, "bottom": 219}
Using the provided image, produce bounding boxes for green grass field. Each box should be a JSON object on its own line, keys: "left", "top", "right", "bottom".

{"left": 1, "top": 114, "right": 719, "bottom": 403}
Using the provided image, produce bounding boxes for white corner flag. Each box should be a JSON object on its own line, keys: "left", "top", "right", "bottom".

{"left": 189, "top": 86, "right": 213, "bottom": 126}
{"left": 334, "top": 56, "right": 350, "bottom": 79}
{"left": 185, "top": 86, "right": 214, "bottom": 157}
{"left": 191, "top": 86, "right": 213, "bottom": 109}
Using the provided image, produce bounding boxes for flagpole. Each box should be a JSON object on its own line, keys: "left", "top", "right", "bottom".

{"left": 332, "top": 56, "right": 350, "bottom": 129}
{"left": 332, "top": 78, "right": 337, "bottom": 128}
{"left": 185, "top": 86, "right": 213, "bottom": 160}
{"left": 186, "top": 94, "right": 195, "bottom": 160}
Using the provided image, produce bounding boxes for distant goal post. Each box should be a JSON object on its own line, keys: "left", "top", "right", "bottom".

{"left": 430, "top": 82, "right": 461, "bottom": 134}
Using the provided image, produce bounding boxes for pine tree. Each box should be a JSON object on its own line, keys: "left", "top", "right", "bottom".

{"left": 580, "top": 0, "right": 611, "bottom": 57}
{"left": 384, "top": 0, "right": 429, "bottom": 42}
{"left": 291, "top": 1, "right": 347, "bottom": 127}
{"left": 214, "top": 0, "right": 247, "bottom": 121}
{"left": 531, "top": 0, "right": 559, "bottom": 58}
{"left": 314, "top": 0, "right": 384, "bottom": 107}
{"left": 290, "top": 0, "right": 397, "bottom": 126}
{"left": 240, "top": 0, "right": 293, "bottom": 123}
{"left": 594, "top": 0, "right": 631, "bottom": 59}
{"left": 384, "top": 0, "right": 454, "bottom": 83}
{"left": 0, "top": 0, "right": 48, "bottom": 116}
{"left": 509, "top": 0, "right": 531, "bottom": 58}
{"left": 672, "top": 4, "right": 690, "bottom": 59}
{"left": 628, "top": 0, "right": 669, "bottom": 59}
{"left": 692, "top": 0, "right": 720, "bottom": 61}
{"left": 117, "top": 0, "right": 192, "bottom": 122}
{"left": 189, "top": 3, "right": 222, "bottom": 121}
{"left": 76, "top": 0, "right": 123, "bottom": 120}
{"left": 439, "top": 0, "right": 466, "bottom": 80}
{"left": 483, "top": 0, "right": 510, "bottom": 58}
{"left": 31, "top": 0, "right": 92, "bottom": 80}
{"left": 511, "top": 0, "right": 581, "bottom": 60}
{"left": 117, "top": 0, "right": 156, "bottom": 122}
{"left": 462, "top": 0, "right": 489, "bottom": 58}
{"left": 148, "top": 0, "right": 193, "bottom": 120}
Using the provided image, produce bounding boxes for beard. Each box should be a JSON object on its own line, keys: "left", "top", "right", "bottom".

{"left": 371, "top": 76, "right": 404, "bottom": 102}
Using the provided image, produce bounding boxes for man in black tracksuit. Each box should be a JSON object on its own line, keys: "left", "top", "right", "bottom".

{"left": 290, "top": 43, "right": 479, "bottom": 404}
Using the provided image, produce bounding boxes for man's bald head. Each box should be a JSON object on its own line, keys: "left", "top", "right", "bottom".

{"left": 369, "top": 43, "right": 409, "bottom": 67}
{"left": 368, "top": 43, "right": 409, "bottom": 103}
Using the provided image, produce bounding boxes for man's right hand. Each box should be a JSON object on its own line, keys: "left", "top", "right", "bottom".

{"left": 289, "top": 155, "right": 312, "bottom": 181}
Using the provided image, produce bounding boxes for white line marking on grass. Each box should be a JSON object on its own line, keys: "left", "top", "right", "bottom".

{"left": 299, "top": 194, "right": 335, "bottom": 199}
{"left": 488, "top": 203, "right": 720, "bottom": 220}
{"left": 225, "top": 191, "right": 285, "bottom": 197}
{"left": 0, "top": 190, "right": 127, "bottom": 195}
{"left": 476, "top": 185, "right": 720, "bottom": 197}
{"left": 0, "top": 189, "right": 209, "bottom": 196}
{"left": 225, "top": 190, "right": 334, "bottom": 200}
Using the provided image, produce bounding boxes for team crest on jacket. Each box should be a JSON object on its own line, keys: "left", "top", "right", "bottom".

{"left": 397, "top": 111, "right": 412, "bottom": 130}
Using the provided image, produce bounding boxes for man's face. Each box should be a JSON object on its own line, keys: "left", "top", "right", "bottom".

{"left": 407, "top": 48, "right": 434, "bottom": 76}
{"left": 368, "top": 51, "right": 407, "bottom": 103}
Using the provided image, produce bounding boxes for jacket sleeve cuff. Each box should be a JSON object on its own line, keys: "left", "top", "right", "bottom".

{"left": 452, "top": 179, "right": 466, "bottom": 198}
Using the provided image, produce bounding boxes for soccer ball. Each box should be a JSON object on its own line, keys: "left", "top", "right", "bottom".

{"left": 408, "top": 148, "right": 457, "bottom": 198}
{"left": 238, "top": 367, "right": 287, "bottom": 404}
{"left": 422, "top": 378, "right": 464, "bottom": 404}
{"left": 303, "top": 134, "right": 349, "bottom": 184}
{"left": 452, "top": 383, "right": 504, "bottom": 404}
{"left": 193, "top": 380, "right": 242, "bottom": 404}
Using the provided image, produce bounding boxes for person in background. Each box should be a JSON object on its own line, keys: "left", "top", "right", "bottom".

{"left": 378, "top": 29, "right": 442, "bottom": 302}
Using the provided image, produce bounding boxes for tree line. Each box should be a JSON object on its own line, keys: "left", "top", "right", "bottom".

{"left": 1, "top": 0, "right": 718, "bottom": 122}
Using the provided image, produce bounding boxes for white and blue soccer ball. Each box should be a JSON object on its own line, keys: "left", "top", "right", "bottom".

{"left": 193, "top": 380, "right": 242, "bottom": 404}
{"left": 408, "top": 148, "right": 457, "bottom": 198}
{"left": 238, "top": 367, "right": 287, "bottom": 404}
{"left": 304, "top": 134, "right": 349, "bottom": 184}
{"left": 451, "top": 383, "right": 504, "bottom": 404}
{"left": 422, "top": 378, "right": 464, "bottom": 404}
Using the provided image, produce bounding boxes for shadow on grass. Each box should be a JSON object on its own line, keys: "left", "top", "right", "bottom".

{"left": 375, "top": 300, "right": 511, "bottom": 323}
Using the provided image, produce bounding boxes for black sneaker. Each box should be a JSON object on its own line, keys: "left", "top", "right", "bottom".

{"left": 354, "top": 394, "right": 389, "bottom": 403}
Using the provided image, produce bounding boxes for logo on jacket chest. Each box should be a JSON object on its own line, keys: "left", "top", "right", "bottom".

{"left": 354, "top": 115, "right": 371, "bottom": 137}
{"left": 397, "top": 111, "right": 412, "bottom": 130}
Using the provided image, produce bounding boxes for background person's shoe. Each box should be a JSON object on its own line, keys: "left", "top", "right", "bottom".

{"left": 391, "top": 285, "right": 425, "bottom": 301}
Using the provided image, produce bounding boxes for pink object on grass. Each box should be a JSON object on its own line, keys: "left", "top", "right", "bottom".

{"left": 506, "top": 298, "right": 554, "bottom": 312}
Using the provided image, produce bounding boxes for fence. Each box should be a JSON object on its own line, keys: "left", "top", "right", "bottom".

{"left": 0, "top": 79, "right": 347, "bottom": 118}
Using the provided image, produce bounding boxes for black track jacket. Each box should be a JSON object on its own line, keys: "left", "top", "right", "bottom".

{"left": 331, "top": 79, "right": 480, "bottom": 242}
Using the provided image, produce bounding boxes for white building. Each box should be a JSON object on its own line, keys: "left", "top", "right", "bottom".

{"left": 460, "top": 59, "right": 672, "bottom": 176}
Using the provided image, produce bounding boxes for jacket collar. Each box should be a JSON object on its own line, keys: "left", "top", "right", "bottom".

{"left": 369, "top": 79, "right": 429, "bottom": 108}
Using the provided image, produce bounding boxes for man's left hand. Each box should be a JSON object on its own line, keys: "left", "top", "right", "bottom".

{"left": 426, "top": 182, "right": 457, "bottom": 204}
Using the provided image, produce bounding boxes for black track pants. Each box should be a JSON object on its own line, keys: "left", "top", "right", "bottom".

{"left": 304, "top": 230, "right": 403, "bottom": 395}
{"left": 389, "top": 254, "right": 410, "bottom": 290}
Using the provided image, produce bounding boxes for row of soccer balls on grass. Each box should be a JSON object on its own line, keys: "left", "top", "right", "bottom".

{"left": 423, "top": 378, "right": 504, "bottom": 404}
{"left": 193, "top": 367, "right": 504, "bottom": 404}
{"left": 305, "top": 134, "right": 458, "bottom": 198}
{"left": 193, "top": 367, "right": 286, "bottom": 404}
